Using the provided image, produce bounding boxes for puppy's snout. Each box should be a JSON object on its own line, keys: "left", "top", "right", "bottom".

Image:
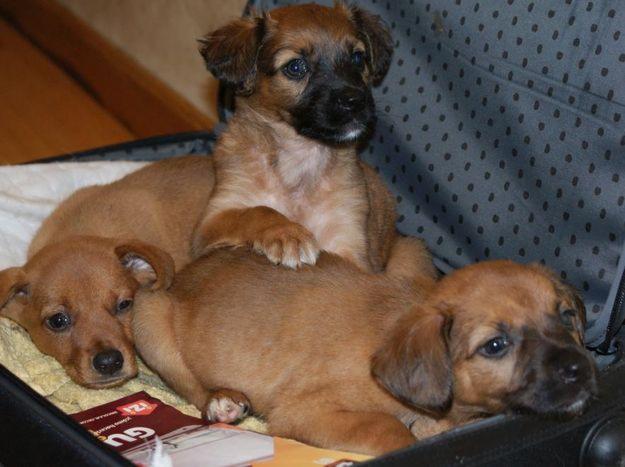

{"left": 558, "top": 361, "right": 580, "bottom": 384}
{"left": 335, "top": 88, "right": 366, "bottom": 112}
{"left": 551, "top": 347, "right": 592, "bottom": 386}
{"left": 93, "top": 349, "right": 124, "bottom": 375}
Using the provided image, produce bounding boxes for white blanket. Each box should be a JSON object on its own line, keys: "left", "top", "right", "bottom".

{"left": 0, "top": 161, "right": 145, "bottom": 269}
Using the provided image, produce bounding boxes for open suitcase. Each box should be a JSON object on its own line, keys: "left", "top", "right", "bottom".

{"left": 2, "top": 0, "right": 625, "bottom": 465}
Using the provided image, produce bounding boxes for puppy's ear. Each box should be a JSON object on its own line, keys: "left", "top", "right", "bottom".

{"left": 372, "top": 308, "right": 453, "bottom": 414}
{"left": 557, "top": 283, "right": 586, "bottom": 344}
{"left": 349, "top": 5, "right": 394, "bottom": 85}
{"left": 529, "top": 262, "right": 586, "bottom": 344}
{"left": 0, "top": 267, "right": 28, "bottom": 321}
{"left": 198, "top": 15, "right": 264, "bottom": 93}
{"left": 115, "top": 241, "right": 174, "bottom": 291}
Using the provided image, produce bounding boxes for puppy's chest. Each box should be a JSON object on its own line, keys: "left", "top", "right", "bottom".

{"left": 254, "top": 175, "right": 368, "bottom": 251}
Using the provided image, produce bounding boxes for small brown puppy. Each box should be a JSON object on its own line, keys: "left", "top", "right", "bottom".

{"left": 192, "top": 3, "right": 397, "bottom": 271}
{"left": 0, "top": 157, "right": 214, "bottom": 389}
{"left": 0, "top": 237, "right": 173, "bottom": 388}
{"left": 133, "top": 245, "right": 597, "bottom": 455}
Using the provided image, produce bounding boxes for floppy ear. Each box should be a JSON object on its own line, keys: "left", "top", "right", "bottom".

{"left": 198, "top": 15, "right": 264, "bottom": 93}
{"left": 0, "top": 267, "right": 27, "bottom": 320}
{"left": 115, "top": 241, "right": 174, "bottom": 291}
{"left": 349, "top": 5, "right": 394, "bottom": 85}
{"left": 528, "top": 262, "right": 587, "bottom": 344}
{"left": 372, "top": 308, "right": 452, "bottom": 414}
{"left": 557, "top": 283, "right": 587, "bottom": 345}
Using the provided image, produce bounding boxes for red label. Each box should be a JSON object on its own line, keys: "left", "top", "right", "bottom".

{"left": 116, "top": 400, "right": 158, "bottom": 416}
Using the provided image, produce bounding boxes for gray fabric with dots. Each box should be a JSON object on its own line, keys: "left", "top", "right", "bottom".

{"left": 252, "top": 0, "right": 625, "bottom": 348}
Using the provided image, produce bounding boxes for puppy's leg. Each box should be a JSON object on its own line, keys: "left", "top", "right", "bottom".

{"left": 267, "top": 406, "right": 414, "bottom": 456}
{"left": 192, "top": 206, "right": 319, "bottom": 268}
{"left": 147, "top": 361, "right": 250, "bottom": 424}
{"left": 359, "top": 161, "right": 398, "bottom": 272}
{"left": 410, "top": 414, "right": 455, "bottom": 439}
{"left": 385, "top": 236, "right": 438, "bottom": 291}
{"left": 359, "top": 162, "right": 437, "bottom": 286}
{"left": 133, "top": 292, "right": 250, "bottom": 421}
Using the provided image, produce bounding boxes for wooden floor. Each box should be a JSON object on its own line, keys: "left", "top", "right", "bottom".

{"left": 0, "top": 17, "right": 134, "bottom": 164}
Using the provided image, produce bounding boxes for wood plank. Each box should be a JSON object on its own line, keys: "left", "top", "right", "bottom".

{"left": 0, "top": 0, "right": 214, "bottom": 140}
{"left": 0, "top": 17, "right": 134, "bottom": 164}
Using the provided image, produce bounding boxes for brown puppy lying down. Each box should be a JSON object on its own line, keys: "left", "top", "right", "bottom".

{"left": 133, "top": 242, "right": 597, "bottom": 455}
{"left": 0, "top": 156, "right": 214, "bottom": 389}
{"left": 28, "top": 156, "right": 214, "bottom": 269}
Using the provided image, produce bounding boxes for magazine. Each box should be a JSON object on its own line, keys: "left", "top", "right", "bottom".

{"left": 72, "top": 391, "right": 371, "bottom": 466}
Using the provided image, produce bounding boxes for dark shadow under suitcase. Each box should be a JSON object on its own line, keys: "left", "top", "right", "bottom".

{"left": 2, "top": 0, "right": 625, "bottom": 465}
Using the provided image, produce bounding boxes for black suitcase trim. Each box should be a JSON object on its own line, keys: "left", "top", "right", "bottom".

{"left": 0, "top": 365, "right": 131, "bottom": 466}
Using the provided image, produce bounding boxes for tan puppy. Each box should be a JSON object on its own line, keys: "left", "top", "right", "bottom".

{"left": 27, "top": 156, "right": 214, "bottom": 268}
{"left": 0, "top": 157, "right": 214, "bottom": 389}
{"left": 192, "top": 3, "right": 397, "bottom": 271}
{"left": 133, "top": 244, "right": 597, "bottom": 455}
{"left": 0, "top": 237, "right": 173, "bottom": 388}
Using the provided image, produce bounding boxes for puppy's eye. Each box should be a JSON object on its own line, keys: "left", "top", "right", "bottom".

{"left": 560, "top": 308, "right": 577, "bottom": 329}
{"left": 46, "top": 312, "right": 72, "bottom": 332}
{"left": 351, "top": 51, "right": 365, "bottom": 68}
{"left": 479, "top": 335, "right": 511, "bottom": 358}
{"left": 282, "top": 58, "right": 309, "bottom": 80}
{"left": 116, "top": 299, "right": 133, "bottom": 314}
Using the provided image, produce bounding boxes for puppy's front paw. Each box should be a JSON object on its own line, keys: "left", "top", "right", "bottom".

{"left": 410, "top": 418, "right": 454, "bottom": 439}
{"left": 204, "top": 389, "right": 251, "bottom": 424}
{"left": 253, "top": 223, "right": 319, "bottom": 268}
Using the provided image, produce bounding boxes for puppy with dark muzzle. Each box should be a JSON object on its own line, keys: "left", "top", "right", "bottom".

{"left": 388, "top": 261, "right": 599, "bottom": 438}
{"left": 192, "top": 2, "right": 398, "bottom": 271}
{"left": 133, "top": 238, "right": 597, "bottom": 455}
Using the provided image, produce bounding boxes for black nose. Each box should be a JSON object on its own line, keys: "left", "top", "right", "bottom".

{"left": 93, "top": 349, "right": 124, "bottom": 375}
{"left": 558, "top": 360, "right": 581, "bottom": 384}
{"left": 336, "top": 88, "right": 365, "bottom": 112}
{"left": 548, "top": 344, "right": 591, "bottom": 386}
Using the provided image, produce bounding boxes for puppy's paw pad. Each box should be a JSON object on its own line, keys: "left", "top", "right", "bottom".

{"left": 204, "top": 393, "right": 250, "bottom": 424}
